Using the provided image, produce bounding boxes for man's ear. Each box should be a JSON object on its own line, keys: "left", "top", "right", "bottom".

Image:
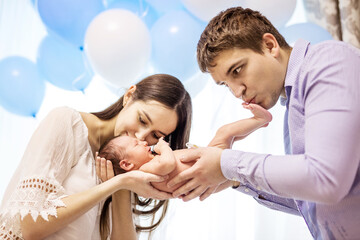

{"left": 262, "top": 33, "right": 280, "bottom": 58}
{"left": 119, "top": 159, "right": 134, "bottom": 171}
{"left": 123, "top": 85, "right": 136, "bottom": 106}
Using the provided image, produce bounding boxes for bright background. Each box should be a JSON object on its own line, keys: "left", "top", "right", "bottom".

{"left": 0, "top": 0, "right": 334, "bottom": 239}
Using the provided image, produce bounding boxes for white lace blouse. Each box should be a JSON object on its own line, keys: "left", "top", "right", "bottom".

{"left": 0, "top": 107, "right": 101, "bottom": 239}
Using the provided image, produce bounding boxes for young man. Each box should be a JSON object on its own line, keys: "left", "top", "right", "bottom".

{"left": 167, "top": 7, "right": 360, "bottom": 239}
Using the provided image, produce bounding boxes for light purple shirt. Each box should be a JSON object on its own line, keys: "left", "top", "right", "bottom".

{"left": 221, "top": 39, "right": 360, "bottom": 239}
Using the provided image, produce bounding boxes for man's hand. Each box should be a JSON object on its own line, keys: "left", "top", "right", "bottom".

{"left": 166, "top": 147, "right": 227, "bottom": 201}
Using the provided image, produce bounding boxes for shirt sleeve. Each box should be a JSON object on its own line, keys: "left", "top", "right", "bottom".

{"left": 2, "top": 107, "right": 84, "bottom": 222}
{"left": 221, "top": 43, "right": 360, "bottom": 204}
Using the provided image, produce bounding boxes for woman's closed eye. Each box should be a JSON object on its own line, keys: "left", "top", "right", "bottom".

{"left": 139, "top": 115, "right": 147, "bottom": 125}
{"left": 152, "top": 132, "right": 162, "bottom": 140}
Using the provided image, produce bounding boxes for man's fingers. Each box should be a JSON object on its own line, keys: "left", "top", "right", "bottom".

{"left": 179, "top": 148, "right": 201, "bottom": 163}
{"left": 199, "top": 186, "right": 217, "bottom": 201}
{"left": 181, "top": 185, "right": 208, "bottom": 202}
{"left": 150, "top": 189, "right": 173, "bottom": 200}
{"left": 172, "top": 179, "right": 199, "bottom": 198}
{"left": 167, "top": 168, "right": 193, "bottom": 188}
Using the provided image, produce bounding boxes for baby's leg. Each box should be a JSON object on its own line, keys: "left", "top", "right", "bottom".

{"left": 242, "top": 103, "right": 272, "bottom": 126}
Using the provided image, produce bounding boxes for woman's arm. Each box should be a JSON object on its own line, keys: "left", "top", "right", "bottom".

{"left": 21, "top": 171, "right": 170, "bottom": 240}
{"left": 21, "top": 175, "right": 125, "bottom": 240}
{"left": 110, "top": 190, "right": 137, "bottom": 240}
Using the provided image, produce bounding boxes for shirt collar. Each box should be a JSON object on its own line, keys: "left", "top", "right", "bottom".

{"left": 281, "top": 39, "right": 310, "bottom": 107}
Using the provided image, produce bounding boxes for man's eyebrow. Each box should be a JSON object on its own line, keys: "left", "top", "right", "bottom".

{"left": 226, "top": 60, "right": 244, "bottom": 76}
{"left": 142, "top": 110, "right": 167, "bottom": 136}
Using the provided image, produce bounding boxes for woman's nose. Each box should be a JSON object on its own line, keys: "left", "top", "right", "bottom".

{"left": 139, "top": 140, "right": 148, "bottom": 146}
{"left": 135, "top": 129, "right": 148, "bottom": 141}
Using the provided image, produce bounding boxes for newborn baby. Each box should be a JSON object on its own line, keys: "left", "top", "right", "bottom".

{"left": 98, "top": 135, "right": 191, "bottom": 193}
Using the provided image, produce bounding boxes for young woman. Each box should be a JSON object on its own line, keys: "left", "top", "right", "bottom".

{"left": 0, "top": 74, "right": 192, "bottom": 240}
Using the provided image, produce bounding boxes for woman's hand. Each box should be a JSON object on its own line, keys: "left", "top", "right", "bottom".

{"left": 95, "top": 152, "right": 115, "bottom": 182}
{"left": 120, "top": 170, "right": 172, "bottom": 200}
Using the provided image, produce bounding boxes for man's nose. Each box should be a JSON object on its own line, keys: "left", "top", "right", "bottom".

{"left": 229, "top": 85, "right": 245, "bottom": 100}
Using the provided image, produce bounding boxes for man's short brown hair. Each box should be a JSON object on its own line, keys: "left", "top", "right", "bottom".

{"left": 197, "top": 7, "right": 290, "bottom": 72}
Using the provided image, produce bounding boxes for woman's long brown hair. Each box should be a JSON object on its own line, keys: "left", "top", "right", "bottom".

{"left": 93, "top": 74, "right": 192, "bottom": 239}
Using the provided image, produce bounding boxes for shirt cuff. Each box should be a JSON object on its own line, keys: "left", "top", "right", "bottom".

{"left": 221, "top": 149, "right": 243, "bottom": 181}
{"left": 220, "top": 149, "right": 272, "bottom": 193}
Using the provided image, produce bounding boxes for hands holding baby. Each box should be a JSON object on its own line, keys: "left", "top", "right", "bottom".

{"left": 96, "top": 104, "right": 271, "bottom": 201}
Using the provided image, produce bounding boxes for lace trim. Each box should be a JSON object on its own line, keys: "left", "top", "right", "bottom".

{"left": 1, "top": 177, "right": 67, "bottom": 222}
{"left": 0, "top": 221, "right": 22, "bottom": 240}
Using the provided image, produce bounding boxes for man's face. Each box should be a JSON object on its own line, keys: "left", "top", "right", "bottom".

{"left": 208, "top": 47, "right": 286, "bottom": 110}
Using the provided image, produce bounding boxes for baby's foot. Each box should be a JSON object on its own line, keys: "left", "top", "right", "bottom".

{"left": 243, "top": 103, "right": 273, "bottom": 125}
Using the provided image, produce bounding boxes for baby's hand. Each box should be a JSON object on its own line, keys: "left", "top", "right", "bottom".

{"left": 154, "top": 137, "right": 169, "bottom": 153}
{"left": 242, "top": 103, "right": 272, "bottom": 124}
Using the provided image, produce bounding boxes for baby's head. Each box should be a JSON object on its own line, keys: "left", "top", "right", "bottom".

{"left": 98, "top": 135, "right": 154, "bottom": 175}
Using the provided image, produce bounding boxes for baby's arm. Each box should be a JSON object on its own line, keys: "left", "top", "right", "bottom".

{"left": 209, "top": 103, "right": 272, "bottom": 149}
{"left": 139, "top": 138, "right": 176, "bottom": 176}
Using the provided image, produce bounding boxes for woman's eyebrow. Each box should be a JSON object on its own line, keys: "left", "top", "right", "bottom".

{"left": 141, "top": 110, "right": 152, "bottom": 124}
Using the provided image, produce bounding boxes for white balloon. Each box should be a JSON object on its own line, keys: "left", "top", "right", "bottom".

{"left": 84, "top": 9, "right": 151, "bottom": 88}
{"left": 181, "top": 0, "right": 241, "bottom": 22}
{"left": 243, "top": 0, "right": 297, "bottom": 28}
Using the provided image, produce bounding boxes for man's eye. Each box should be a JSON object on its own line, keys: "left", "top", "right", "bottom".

{"left": 233, "top": 66, "right": 241, "bottom": 75}
{"left": 219, "top": 81, "right": 228, "bottom": 87}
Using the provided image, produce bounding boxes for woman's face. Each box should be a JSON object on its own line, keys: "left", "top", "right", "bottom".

{"left": 114, "top": 100, "right": 178, "bottom": 146}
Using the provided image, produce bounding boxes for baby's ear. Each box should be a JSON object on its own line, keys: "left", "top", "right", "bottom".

{"left": 119, "top": 159, "right": 134, "bottom": 171}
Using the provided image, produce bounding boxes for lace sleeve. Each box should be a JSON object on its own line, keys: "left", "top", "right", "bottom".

{"left": 0, "top": 107, "right": 86, "bottom": 239}
{"left": 4, "top": 177, "right": 67, "bottom": 221}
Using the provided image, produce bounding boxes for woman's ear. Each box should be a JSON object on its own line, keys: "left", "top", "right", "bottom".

{"left": 119, "top": 159, "right": 134, "bottom": 171}
{"left": 262, "top": 33, "right": 280, "bottom": 58}
{"left": 123, "top": 85, "right": 136, "bottom": 106}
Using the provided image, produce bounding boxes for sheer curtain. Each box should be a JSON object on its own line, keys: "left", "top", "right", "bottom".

{"left": 304, "top": 0, "right": 360, "bottom": 48}
{"left": 0, "top": 0, "right": 312, "bottom": 239}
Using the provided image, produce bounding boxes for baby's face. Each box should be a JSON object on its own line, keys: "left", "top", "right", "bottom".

{"left": 115, "top": 136, "right": 154, "bottom": 169}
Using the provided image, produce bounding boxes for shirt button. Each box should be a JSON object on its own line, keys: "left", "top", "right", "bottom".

{"left": 245, "top": 188, "right": 249, "bottom": 192}
{"left": 257, "top": 186, "right": 261, "bottom": 190}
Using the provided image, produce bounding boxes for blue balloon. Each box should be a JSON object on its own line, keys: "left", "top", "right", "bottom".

{"left": 37, "top": 0, "right": 105, "bottom": 49}
{"left": 0, "top": 56, "right": 45, "bottom": 117}
{"left": 151, "top": 10, "right": 203, "bottom": 80}
{"left": 280, "top": 22, "right": 333, "bottom": 46}
{"left": 106, "top": 0, "right": 159, "bottom": 28}
{"left": 37, "top": 35, "right": 93, "bottom": 91}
